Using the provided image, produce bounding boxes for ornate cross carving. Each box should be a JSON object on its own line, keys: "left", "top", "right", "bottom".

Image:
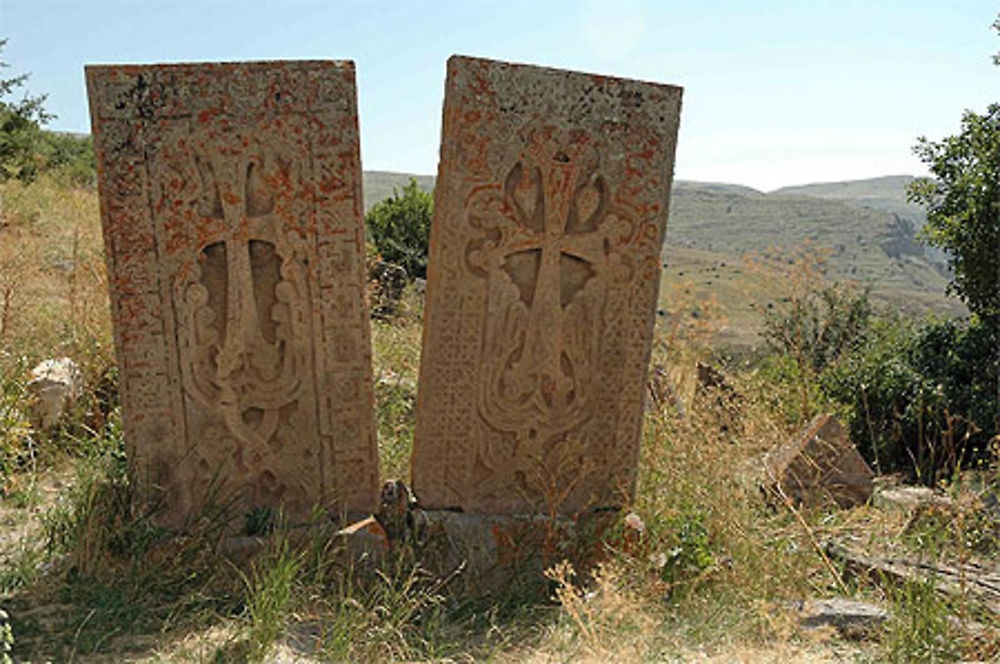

{"left": 466, "top": 126, "right": 636, "bottom": 439}
{"left": 177, "top": 151, "right": 311, "bottom": 458}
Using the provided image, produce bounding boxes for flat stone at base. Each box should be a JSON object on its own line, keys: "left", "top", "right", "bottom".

{"left": 415, "top": 510, "right": 617, "bottom": 595}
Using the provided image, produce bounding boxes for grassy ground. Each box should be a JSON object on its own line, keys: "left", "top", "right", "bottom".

{"left": 0, "top": 176, "right": 997, "bottom": 662}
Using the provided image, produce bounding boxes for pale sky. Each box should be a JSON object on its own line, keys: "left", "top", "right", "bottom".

{"left": 2, "top": 0, "right": 997, "bottom": 191}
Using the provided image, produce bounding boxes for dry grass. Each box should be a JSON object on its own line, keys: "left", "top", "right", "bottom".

{"left": 0, "top": 175, "right": 996, "bottom": 662}
{"left": 0, "top": 175, "right": 111, "bottom": 372}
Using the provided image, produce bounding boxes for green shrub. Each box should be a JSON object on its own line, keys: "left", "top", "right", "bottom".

{"left": 37, "top": 131, "right": 96, "bottom": 188}
{"left": 821, "top": 315, "right": 998, "bottom": 483}
{"left": 365, "top": 178, "right": 433, "bottom": 280}
{"left": 762, "top": 282, "right": 873, "bottom": 374}
{"left": 759, "top": 280, "right": 872, "bottom": 423}
{"left": 752, "top": 352, "right": 835, "bottom": 426}
{"left": 653, "top": 508, "right": 714, "bottom": 592}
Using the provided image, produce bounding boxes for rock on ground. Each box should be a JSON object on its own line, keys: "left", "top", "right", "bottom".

{"left": 763, "top": 414, "right": 874, "bottom": 509}
{"left": 26, "top": 357, "right": 82, "bottom": 430}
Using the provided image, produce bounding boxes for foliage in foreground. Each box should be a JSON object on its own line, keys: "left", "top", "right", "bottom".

{"left": 0, "top": 274, "right": 996, "bottom": 662}
{"left": 0, "top": 281, "right": 848, "bottom": 662}
{"left": 1, "top": 39, "right": 95, "bottom": 185}
{"left": 756, "top": 246, "right": 998, "bottom": 484}
{"left": 365, "top": 178, "right": 433, "bottom": 280}
{"left": 909, "top": 102, "right": 1000, "bottom": 326}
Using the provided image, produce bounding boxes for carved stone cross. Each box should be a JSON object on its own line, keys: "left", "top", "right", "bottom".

{"left": 87, "top": 61, "right": 380, "bottom": 529}
{"left": 466, "top": 127, "right": 634, "bottom": 437}
{"left": 412, "top": 56, "right": 682, "bottom": 514}
{"left": 180, "top": 153, "right": 305, "bottom": 456}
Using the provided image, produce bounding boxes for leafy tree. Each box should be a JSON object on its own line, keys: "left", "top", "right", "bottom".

{"left": 0, "top": 38, "right": 53, "bottom": 183}
{"left": 908, "top": 104, "right": 1000, "bottom": 324}
{"left": 365, "top": 178, "right": 433, "bottom": 280}
{"left": 909, "top": 17, "right": 1000, "bottom": 324}
{"left": 994, "top": 12, "right": 1000, "bottom": 66}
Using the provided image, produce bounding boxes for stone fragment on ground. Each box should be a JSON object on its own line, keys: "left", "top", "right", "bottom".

{"left": 763, "top": 414, "right": 874, "bottom": 509}
{"left": 873, "top": 485, "right": 953, "bottom": 513}
{"left": 791, "top": 597, "right": 889, "bottom": 639}
{"left": 26, "top": 357, "right": 82, "bottom": 429}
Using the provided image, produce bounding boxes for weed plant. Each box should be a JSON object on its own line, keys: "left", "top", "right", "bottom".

{"left": 240, "top": 535, "right": 303, "bottom": 660}
{"left": 0, "top": 608, "right": 11, "bottom": 664}
{"left": 882, "top": 577, "right": 960, "bottom": 663}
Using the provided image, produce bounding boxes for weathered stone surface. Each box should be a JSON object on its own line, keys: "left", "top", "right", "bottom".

{"left": 764, "top": 414, "right": 874, "bottom": 509}
{"left": 87, "top": 61, "right": 379, "bottom": 529}
{"left": 27, "top": 357, "right": 82, "bottom": 429}
{"left": 790, "top": 597, "right": 889, "bottom": 639}
{"left": 412, "top": 56, "right": 682, "bottom": 514}
{"left": 874, "top": 485, "right": 953, "bottom": 513}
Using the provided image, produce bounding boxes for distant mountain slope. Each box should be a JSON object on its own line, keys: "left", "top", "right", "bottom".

{"left": 664, "top": 182, "right": 963, "bottom": 345}
{"left": 773, "top": 175, "right": 925, "bottom": 222}
{"left": 772, "top": 175, "right": 946, "bottom": 263}
{"left": 667, "top": 183, "right": 945, "bottom": 292}
{"left": 674, "top": 180, "right": 763, "bottom": 197}
{"left": 774, "top": 175, "right": 916, "bottom": 201}
{"left": 361, "top": 172, "right": 964, "bottom": 332}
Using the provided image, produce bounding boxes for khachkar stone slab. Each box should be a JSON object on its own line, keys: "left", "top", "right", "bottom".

{"left": 86, "top": 61, "right": 379, "bottom": 529}
{"left": 412, "top": 56, "right": 683, "bottom": 515}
